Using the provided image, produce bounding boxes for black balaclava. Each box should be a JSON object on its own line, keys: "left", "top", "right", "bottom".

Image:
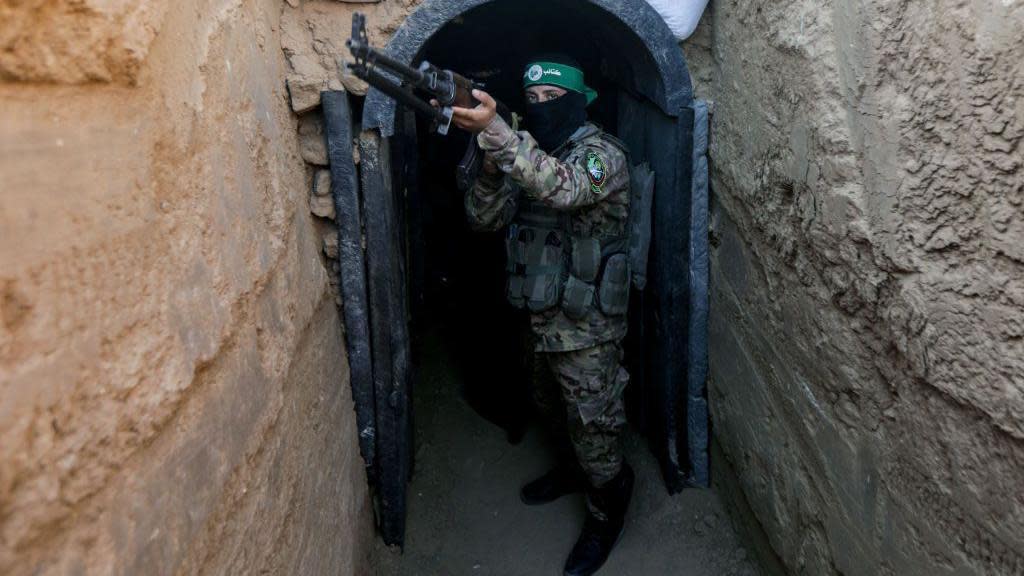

{"left": 524, "top": 53, "right": 591, "bottom": 154}
{"left": 526, "top": 91, "right": 588, "bottom": 153}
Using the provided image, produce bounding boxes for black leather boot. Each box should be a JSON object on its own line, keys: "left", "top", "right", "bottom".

{"left": 520, "top": 462, "right": 586, "bottom": 505}
{"left": 563, "top": 464, "right": 635, "bottom": 576}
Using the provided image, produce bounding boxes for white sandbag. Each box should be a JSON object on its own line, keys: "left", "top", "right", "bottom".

{"left": 645, "top": 0, "right": 710, "bottom": 41}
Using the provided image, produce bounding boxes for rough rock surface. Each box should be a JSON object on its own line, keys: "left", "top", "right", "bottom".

{"left": 684, "top": 0, "right": 1024, "bottom": 574}
{"left": 281, "top": 0, "right": 422, "bottom": 100}
{"left": 0, "top": 0, "right": 373, "bottom": 574}
{"left": 0, "top": 0, "right": 168, "bottom": 84}
{"left": 324, "top": 229, "right": 341, "bottom": 259}
{"left": 287, "top": 73, "right": 345, "bottom": 113}
{"left": 314, "top": 168, "right": 333, "bottom": 197}
{"left": 311, "top": 193, "right": 337, "bottom": 219}
{"left": 299, "top": 113, "right": 330, "bottom": 166}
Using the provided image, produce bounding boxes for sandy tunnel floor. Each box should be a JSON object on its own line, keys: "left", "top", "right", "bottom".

{"left": 374, "top": 328, "right": 761, "bottom": 576}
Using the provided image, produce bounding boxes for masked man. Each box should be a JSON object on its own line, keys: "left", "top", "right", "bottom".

{"left": 452, "top": 55, "right": 633, "bottom": 576}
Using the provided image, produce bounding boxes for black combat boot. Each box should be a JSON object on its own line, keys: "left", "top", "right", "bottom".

{"left": 520, "top": 462, "right": 586, "bottom": 505}
{"left": 563, "top": 464, "right": 635, "bottom": 576}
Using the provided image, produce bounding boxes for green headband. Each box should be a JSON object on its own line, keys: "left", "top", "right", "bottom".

{"left": 523, "top": 61, "right": 598, "bottom": 105}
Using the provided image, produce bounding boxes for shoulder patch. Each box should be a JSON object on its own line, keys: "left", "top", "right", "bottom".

{"left": 585, "top": 151, "right": 607, "bottom": 190}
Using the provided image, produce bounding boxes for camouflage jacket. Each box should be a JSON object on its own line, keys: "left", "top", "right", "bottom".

{"left": 466, "top": 116, "right": 630, "bottom": 353}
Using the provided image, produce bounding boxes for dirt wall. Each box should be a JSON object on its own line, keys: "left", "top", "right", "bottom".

{"left": 685, "top": 0, "right": 1024, "bottom": 574}
{"left": 0, "top": 0, "right": 373, "bottom": 574}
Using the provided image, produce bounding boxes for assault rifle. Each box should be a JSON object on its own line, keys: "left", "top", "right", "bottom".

{"left": 346, "top": 13, "right": 512, "bottom": 190}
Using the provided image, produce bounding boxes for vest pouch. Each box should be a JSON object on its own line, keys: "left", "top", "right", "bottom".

{"left": 506, "top": 275, "right": 526, "bottom": 309}
{"left": 597, "top": 253, "right": 630, "bottom": 316}
{"left": 523, "top": 272, "right": 561, "bottom": 312}
{"left": 505, "top": 224, "right": 530, "bottom": 309}
{"left": 506, "top": 203, "right": 566, "bottom": 312}
{"left": 526, "top": 229, "right": 565, "bottom": 311}
{"left": 504, "top": 225, "right": 563, "bottom": 312}
{"left": 562, "top": 275, "right": 595, "bottom": 321}
{"left": 505, "top": 223, "right": 519, "bottom": 274}
{"left": 571, "top": 237, "right": 602, "bottom": 283}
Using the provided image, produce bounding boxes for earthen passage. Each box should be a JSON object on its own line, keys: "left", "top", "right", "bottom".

{"left": 0, "top": 0, "right": 1021, "bottom": 575}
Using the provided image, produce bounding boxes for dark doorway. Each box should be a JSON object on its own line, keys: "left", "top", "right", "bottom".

{"left": 334, "top": 0, "right": 710, "bottom": 547}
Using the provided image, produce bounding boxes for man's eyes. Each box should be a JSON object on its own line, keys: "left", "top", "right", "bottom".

{"left": 526, "top": 91, "right": 560, "bottom": 103}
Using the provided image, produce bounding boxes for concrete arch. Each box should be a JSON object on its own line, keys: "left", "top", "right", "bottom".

{"left": 363, "top": 0, "right": 694, "bottom": 136}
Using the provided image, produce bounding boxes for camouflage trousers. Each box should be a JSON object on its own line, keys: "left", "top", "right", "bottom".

{"left": 531, "top": 341, "right": 629, "bottom": 493}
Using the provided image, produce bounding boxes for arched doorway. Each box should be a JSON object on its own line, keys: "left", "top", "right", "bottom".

{"left": 363, "top": 0, "right": 693, "bottom": 135}
{"left": 327, "top": 0, "right": 710, "bottom": 546}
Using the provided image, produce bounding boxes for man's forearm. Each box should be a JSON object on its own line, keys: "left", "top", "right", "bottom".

{"left": 476, "top": 116, "right": 610, "bottom": 210}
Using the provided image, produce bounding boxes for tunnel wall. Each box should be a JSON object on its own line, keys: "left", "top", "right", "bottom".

{"left": 0, "top": 1, "right": 373, "bottom": 574}
{"left": 684, "top": 1, "right": 1024, "bottom": 574}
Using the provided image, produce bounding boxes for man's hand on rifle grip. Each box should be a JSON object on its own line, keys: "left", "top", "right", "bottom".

{"left": 431, "top": 94, "right": 501, "bottom": 178}
{"left": 450, "top": 89, "right": 498, "bottom": 133}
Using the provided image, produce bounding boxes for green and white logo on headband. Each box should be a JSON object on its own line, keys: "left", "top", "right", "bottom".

{"left": 523, "top": 61, "right": 598, "bottom": 105}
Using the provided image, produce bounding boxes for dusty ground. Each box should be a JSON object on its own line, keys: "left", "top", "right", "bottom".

{"left": 376, "top": 329, "right": 759, "bottom": 576}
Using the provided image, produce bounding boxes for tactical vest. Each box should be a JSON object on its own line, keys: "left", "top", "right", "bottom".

{"left": 504, "top": 131, "right": 634, "bottom": 320}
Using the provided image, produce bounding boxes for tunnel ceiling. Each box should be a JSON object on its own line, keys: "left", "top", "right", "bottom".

{"left": 364, "top": 0, "right": 693, "bottom": 136}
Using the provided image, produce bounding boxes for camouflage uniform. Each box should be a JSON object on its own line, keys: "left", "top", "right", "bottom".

{"left": 466, "top": 115, "right": 631, "bottom": 499}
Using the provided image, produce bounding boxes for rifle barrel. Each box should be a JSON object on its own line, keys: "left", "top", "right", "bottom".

{"left": 351, "top": 41, "right": 427, "bottom": 85}
{"left": 360, "top": 66, "right": 447, "bottom": 124}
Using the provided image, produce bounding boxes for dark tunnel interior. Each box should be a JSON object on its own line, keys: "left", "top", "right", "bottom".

{"left": 398, "top": 0, "right": 670, "bottom": 440}
{"left": 415, "top": 0, "right": 666, "bottom": 124}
